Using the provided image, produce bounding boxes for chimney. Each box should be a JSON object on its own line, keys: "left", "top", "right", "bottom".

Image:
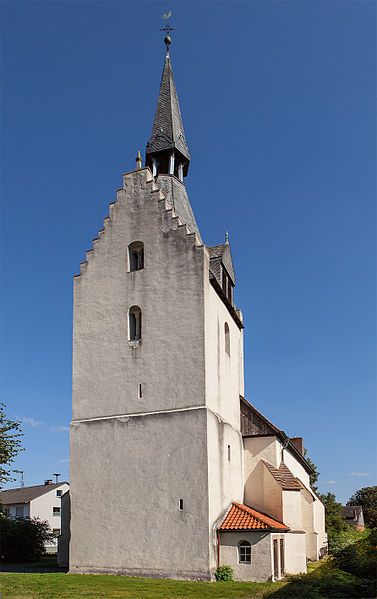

{"left": 44, "top": 479, "right": 53, "bottom": 485}
{"left": 290, "top": 437, "right": 304, "bottom": 456}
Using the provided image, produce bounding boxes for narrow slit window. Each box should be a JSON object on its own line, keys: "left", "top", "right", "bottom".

{"left": 227, "top": 444, "right": 231, "bottom": 461}
{"left": 179, "top": 499, "right": 184, "bottom": 511}
{"left": 129, "top": 306, "right": 142, "bottom": 341}
{"left": 224, "top": 322, "right": 230, "bottom": 356}
{"left": 138, "top": 384, "right": 142, "bottom": 399}
{"left": 128, "top": 241, "right": 144, "bottom": 272}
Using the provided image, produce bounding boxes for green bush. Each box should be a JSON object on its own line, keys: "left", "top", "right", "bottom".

{"left": 330, "top": 526, "right": 364, "bottom": 555}
{"left": 215, "top": 565, "right": 233, "bottom": 581}
{"left": 334, "top": 529, "right": 377, "bottom": 580}
{"left": 0, "top": 515, "right": 54, "bottom": 562}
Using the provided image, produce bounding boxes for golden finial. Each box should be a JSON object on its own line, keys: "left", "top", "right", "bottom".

{"left": 136, "top": 150, "right": 142, "bottom": 169}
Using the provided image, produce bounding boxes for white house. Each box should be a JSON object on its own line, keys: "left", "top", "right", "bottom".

{"left": 1, "top": 480, "right": 69, "bottom": 553}
{"left": 62, "top": 34, "right": 327, "bottom": 580}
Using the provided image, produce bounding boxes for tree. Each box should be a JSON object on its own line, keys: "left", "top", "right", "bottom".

{"left": 319, "top": 492, "right": 354, "bottom": 554}
{"left": 303, "top": 449, "right": 320, "bottom": 493}
{"left": 348, "top": 486, "right": 377, "bottom": 529}
{"left": 0, "top": 403, "right": 24, "bottom": 489}
{"left": 0, "top": 516, "right": 54, "bottom": 562}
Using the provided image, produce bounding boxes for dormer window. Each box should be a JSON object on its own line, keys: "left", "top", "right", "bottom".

{"left": 221, "top": 265, "right": 234, "bottom": 305}
{"left": 129, "top": 242, "right": 144, "bottom": 272}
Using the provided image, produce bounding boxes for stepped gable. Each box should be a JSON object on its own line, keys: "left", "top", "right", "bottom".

{"left": 75, "top": 168, "right": 202, "bottom": 278}
{"left": 157, "top": 175, "right": 201, "bottom": 241}
{"left": 207, "top": 243, "right": 235, "bottom": 285}
{"left": 262, "top": 461, "right": 303, "bottom": 490}
{"left": 219, "top": 502, "right": 289, "bottom": 531}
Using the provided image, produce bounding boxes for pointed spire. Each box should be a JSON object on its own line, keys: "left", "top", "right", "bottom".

{"left": 146, "top": 38, "right": 190, "bottom": 179}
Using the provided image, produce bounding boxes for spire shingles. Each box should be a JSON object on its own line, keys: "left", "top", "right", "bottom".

{"left": 146, "top": 53, "right": 190, "bottom": 173}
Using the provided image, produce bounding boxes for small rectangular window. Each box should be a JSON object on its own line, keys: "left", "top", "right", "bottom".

{"left": 56, "top": 489, "right": 63, "bottom": 497}
{"left": 53, "top": 507, "right": 61, "bottom": 516}
{"left": 179, "top": 499, "right": 184, "bottom": 511}
{"left": 15, "top": 506, "right": 24, "bottom": 517}
{"left": 227, "top": 445, "right": 231, "bottom": 461}
{"left": 53, "top": 528, "right": 61, "bottom": 537}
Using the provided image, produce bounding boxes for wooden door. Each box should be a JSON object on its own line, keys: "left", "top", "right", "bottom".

{"left": 273, "top": 539, "right": 279, "bottom": 579}
{"left": 280, "top": 539, "right": 285, "bottom": 575}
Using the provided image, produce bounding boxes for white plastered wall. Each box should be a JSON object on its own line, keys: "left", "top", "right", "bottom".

{"left": 206, "top": 410, "right": 244, "bottom": 572}
{"left": 220, "top": 531, "right": 272, "bottom": 582}
{"left": 243, "top": 437, "right": 283, "bottom": 522}
{"left": 282, "top": 490, "right": 302, "bottom": 531}
{"left": 204, "top": 277, "right": 244, "bottom": 429}
{"left": 283, "top": 449, "right": 310, "bottom": 487}
{"left": 284, "top": 532, "right": 307, "bottom": 574}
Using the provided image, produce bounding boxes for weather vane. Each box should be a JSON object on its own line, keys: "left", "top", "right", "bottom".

{"left": 160, "top": 11, "right": 174, "bottom": 51}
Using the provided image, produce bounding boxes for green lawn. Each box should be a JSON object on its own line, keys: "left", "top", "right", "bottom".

{"left": 0, "top": 560, "right": 374, "bottom": 599}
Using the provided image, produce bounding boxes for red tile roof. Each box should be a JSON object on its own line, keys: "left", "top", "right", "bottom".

{"left": 219, "top": 502, "right": 289, "bottom": 531}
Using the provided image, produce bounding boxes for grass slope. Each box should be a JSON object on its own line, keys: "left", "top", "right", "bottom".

{"left": 1, "top": 560, "right": 374, "bottom": 599}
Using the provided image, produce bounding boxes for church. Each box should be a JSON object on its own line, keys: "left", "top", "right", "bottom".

{"left": 59, "top": 34, "right": 327, "bottom": 582}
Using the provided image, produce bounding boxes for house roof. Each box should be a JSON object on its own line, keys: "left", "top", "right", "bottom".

{"left": 240, "top": 396, "right": 314, "bottom": 475}
{"left": 263, "top": 460, "right": 303, "bottom": 490}
{"left": 219, "top": 502, "right": 289, "bottom": 532}
{"left": 342, "top": 505, "right": 364, "bottom": 520}
{"left": 0, "top": 482, "right": 68, "bottom": 505}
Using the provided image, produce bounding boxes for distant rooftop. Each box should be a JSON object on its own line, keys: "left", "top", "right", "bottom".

{"left": 0, "top": 482, "right": 69, "bottom": 505}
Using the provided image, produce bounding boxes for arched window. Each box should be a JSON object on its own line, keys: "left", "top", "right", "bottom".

{"left": 129, "top": 306, "right": 141, "bottom": 341}
{"left": 128, "top": 241, "right": 144, "bottom": 272}
{"left": 224, "top": 322, "right": 230, "bottom": 356}
{"left": 238, "top": 540, "right": 251, "bottom": 564}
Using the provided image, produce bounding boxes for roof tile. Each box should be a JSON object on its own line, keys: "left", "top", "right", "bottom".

{"left": 263, "top": 461, "right": 303, "bottom": 490}
{"left": 219, "top": 502, "right": 289, "bottom": 531}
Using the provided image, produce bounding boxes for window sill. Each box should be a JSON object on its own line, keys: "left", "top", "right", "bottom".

{"left": 128, "top": 339, "right": 141, "bottom": 348}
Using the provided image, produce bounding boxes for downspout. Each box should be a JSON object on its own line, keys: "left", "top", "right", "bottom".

{"left": 217, "top": 529, "right": 220, "bottom": 569}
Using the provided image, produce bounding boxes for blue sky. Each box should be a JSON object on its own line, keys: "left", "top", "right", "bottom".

{"left": 1, "top": 1, "right": 376, "bottom": 503}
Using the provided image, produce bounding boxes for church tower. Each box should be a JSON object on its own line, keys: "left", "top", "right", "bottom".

{"left": 70, "top": 35, "right": 245, "bottom": 579}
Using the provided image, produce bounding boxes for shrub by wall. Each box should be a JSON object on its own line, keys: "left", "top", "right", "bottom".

{"left": 0, "top": 515, "right": 54, "bottom": 562}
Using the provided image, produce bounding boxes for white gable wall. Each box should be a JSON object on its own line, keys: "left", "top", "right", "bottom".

{"left": 282, "top": 449, "right": 310, "bottom": 488}
{"left": 30, "top": 483, "right": 69, "bottom": 551}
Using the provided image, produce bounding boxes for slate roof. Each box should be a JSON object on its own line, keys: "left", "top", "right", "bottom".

{"left": 207, "top": 243, "right": 235, "bottom": 285}
{"left": 219, "top": 502, "right": 289, "bottom": 531}
{"left": 157, "top": 175, "right": 201, "bottom": 240}
{"left": 0, "top": 483, "right": 68, "bottom": 505}
{"left": 146, "top": 53, "right": 190, "bottom": 162}
{"left": 263, "top": 461, "right": 303, "bottom": 490}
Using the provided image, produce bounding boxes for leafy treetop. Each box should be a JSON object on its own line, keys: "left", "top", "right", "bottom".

{"left": 0, "top": 403, "right": 24, "bottom": 489}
